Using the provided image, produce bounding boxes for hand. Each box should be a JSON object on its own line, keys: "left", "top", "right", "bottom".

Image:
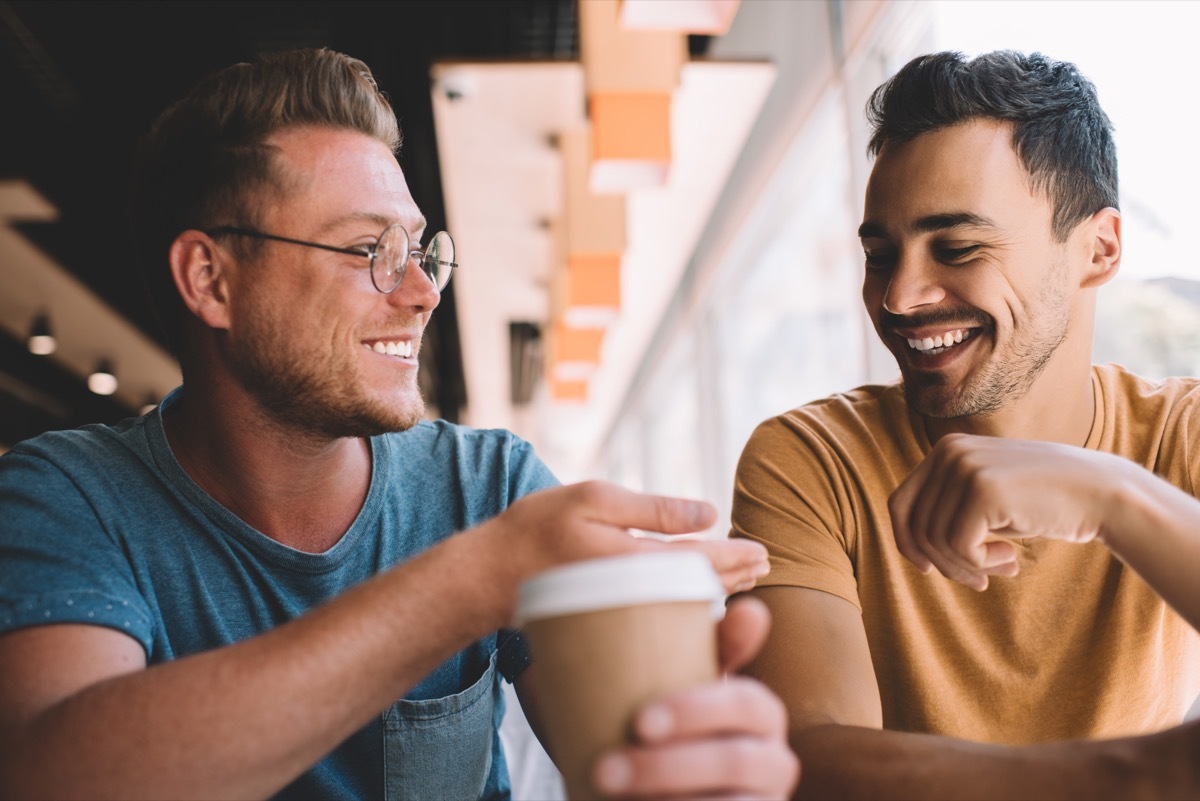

{"left": 495, "top": 481, "right": 770, "bottom": 596}
{"left": 889, "top": 434, "right": 1126, "bottom": 590}
{"left": 591, "top": 597, "right": 801, "bottom": 800}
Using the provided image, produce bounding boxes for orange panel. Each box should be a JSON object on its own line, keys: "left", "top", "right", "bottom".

{"left": 553, "top": 324, "right": 606, "bottom": 364}
{"left": 590, "top": 92, "right": 671, "bottom": 161}
{"left": 550, "top": 377, "right": 589, "bottom": 402}
{"left": 566, "top": 252, "right": 622, "bottom": 309}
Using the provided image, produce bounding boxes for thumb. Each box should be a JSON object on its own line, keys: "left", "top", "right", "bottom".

{"left": 718, "top": 595, "right": 771, "bottom": 674}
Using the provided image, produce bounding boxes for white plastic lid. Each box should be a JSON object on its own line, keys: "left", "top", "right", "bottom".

{"left": 514, "top": 550, "right": 726, "bottom": 625}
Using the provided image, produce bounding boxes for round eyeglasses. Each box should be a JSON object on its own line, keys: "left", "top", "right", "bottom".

{"left": 206, "top": 225, "right": 457, "bottom": 294}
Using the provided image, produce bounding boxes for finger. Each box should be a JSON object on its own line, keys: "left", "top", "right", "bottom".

{"left": 631, "top": 676, "right": 787, "bottom": 744}
{"left": 576, "top": 481, "right": 718, "bottom": 535}
{"left": 980, "top": 540, "right": 1020, "bottom": 576}
{"left": 889, "top": 463, "right": 934, "bottom": 573}
{"left": 921, "top": 519, "right": 991, "bottom": 590}
{"left": 683, "top": 540, "right": 770, "bottom": 594}
{"left": 937, "top": 490, "right": 1021, "bottom": 589}
{"left": 914, "top": 440, "right": 1004, "bottom": 586}
{"left": 918, "top": 488, "right": 996, "bottom": 591}
{"left": 903, "top": 448, "right": 1005, "bottom": 589}
{"left": 594, "top": 736, "right": 799, "bottom": 801}
{"left": 716, "top": 597, "right": 771, "bottom": 674}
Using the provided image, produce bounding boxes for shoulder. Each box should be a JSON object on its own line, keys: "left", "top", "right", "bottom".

{"left": 1093, "top": 363, "right": 1200, "bottom": 415}
{"left": 1090, "top": 365, "right": 1200, "bottom": 478}
{"left": 746, "top": 381, "right": 916, "bottom": 458}
{"left": 3, "top": 415, "right": 150, "bottom": 476}
{"left": 779, "top": 382, "right": 902, "bottom": 425}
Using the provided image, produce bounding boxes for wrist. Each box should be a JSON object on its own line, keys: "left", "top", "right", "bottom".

{"left": 1092, "top": 455, "right": 1149, "bottom": 552}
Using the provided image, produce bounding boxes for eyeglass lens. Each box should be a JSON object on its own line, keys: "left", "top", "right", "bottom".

{"left": 422, "top": 231, "right": 455, "bottom": 290}
{"left": 372, "top": 227, "right": 455, "bottom": 293}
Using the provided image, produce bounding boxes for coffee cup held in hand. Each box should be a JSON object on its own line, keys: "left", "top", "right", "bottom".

{"left": 514, "top": 551, "right": 725, "bottom": 801}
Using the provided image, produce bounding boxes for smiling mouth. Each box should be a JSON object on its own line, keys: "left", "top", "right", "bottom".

{"left": 904, "top": 328, "right": 975, "bottom": 356}
{"left": 363, "top": 340, "right": 415, "bottom": 358}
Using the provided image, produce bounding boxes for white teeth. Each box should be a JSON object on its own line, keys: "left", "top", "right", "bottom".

{"left": 365, "top": 340, "right": 414, "bottom": 358}
{"left": 907, "top": 329, "right": 971, "bottom": 353}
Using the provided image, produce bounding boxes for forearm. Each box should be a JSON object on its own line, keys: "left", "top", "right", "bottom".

{"left": 0, "top": 524, "right": 514, "bottom": 800}
{"left": 1101, "top": 464, "right": 1200, "bottom": 631}
{"left": 790, "top": 722, "right": 1198, "bottom": 801}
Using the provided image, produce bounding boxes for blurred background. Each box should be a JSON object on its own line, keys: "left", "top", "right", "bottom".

{"left": 3, "top": 1, "right": 1199, "bottom": 794}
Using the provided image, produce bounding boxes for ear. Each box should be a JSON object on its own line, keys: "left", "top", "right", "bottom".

{"left": 1079, "top": 207, "right": 1121, "bottom": 289}
{"left": 169, "top": 230, "right": 233, "bottom": 331}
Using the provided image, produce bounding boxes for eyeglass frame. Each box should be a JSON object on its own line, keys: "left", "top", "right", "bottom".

{"left": 204, "top": 224, "right": 458, "bottom": 294}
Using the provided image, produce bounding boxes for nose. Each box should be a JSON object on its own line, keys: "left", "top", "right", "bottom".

{"left": 880, "top": 252, "right": 945, "bottom": 315}
{"left": 386, "top": 253, "right": 441, "bottom": 313}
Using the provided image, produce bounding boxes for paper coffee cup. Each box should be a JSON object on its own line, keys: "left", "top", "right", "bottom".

{"left": 514, "top": 551, "right": 726, "bottom": 801}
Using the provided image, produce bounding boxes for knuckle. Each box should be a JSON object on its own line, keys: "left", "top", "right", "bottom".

{"left": 653, "top": 495, "right": 684, "bottom": 531}
{"left": 730, "top": 678, "right": 789, "bottom": 735}
{"left": 573, "top": 479, "right": 609, "bottom": 506}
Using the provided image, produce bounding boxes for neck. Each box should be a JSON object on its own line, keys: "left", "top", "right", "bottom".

{"left": 163, "top": 376, "right": 372, "bottom": 553}
{"left": 924, "top": 355, "right": 1095, "bottom": 446}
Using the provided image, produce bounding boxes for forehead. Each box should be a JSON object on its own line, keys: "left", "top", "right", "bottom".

{"left": 263, "top": 126, "right": 424, "bottom": 232}
{"left": 862, "top": 119, "right": 1050, "bottom": 237}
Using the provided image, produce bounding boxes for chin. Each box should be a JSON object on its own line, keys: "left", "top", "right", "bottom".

{"left": 357, "top": 397, "right": 427, "bottom": 436}
{"left": 904, "top": 380, "right": 1004, "bottom": 419}
{"left": 295, "top": 391, "right": 426, "bottom": 439}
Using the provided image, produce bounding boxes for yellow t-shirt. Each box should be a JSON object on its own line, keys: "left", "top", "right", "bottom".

{"left": 732, "top": 363, "right": 1200, "bottom": 744}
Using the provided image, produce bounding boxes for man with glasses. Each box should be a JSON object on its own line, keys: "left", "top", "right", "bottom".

{"left": 0, "top": 49, "right": 798, "bottom": 800}
{"left": 734, "top": 50, "right": 1200, "bottom": 798}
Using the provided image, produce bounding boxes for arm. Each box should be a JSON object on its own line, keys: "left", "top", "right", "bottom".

{"left": 0, "top": 481, "right": 769, "bottom": 800}
{"left": 890, "top": 434, "right": 1200, "bottom": 630}
{"left": 744, "top": 585, "right": 1200, "bottom": 801}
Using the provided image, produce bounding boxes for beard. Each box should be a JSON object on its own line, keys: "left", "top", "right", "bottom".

{"left": 894, "top": 264, "right": 1072, "bottom": 419}
{"left": 227, "top": 307, "right": 426, "bottom": 440}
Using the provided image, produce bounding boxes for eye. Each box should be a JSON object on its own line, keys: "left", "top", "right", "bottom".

{"left": 936, "top": 245, "right": 981, "bottom": 264}
{"left": 344, "top": 240, "right": 376, "bottom": 256}
{"left": 863, "top": 249, "right": 896, "bottom": 272}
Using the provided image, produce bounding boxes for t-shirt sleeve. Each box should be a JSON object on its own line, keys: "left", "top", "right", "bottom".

{"left": 0, "top": 447, "right": 154, "bottom": 653}
{"left": 506, "top": 436, "right": 561, "bottom": 500}
{"left": 731, "top": 414, "right": 860, "bottom": 609}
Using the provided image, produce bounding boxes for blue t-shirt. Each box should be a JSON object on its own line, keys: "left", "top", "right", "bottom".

{"left": 0, "top": 388, "right": 559, "bottom": 800}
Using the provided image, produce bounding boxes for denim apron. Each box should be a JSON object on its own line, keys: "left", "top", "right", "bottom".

{"left": 382, "top": 653, "right": 502, "bottom": 800}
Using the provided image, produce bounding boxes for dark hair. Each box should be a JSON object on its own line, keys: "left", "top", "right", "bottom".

{"left": 129, "top": 48, "right": 401, "bottom": 357}
{"left": 865, "top": 50, "right": 1118, "bottom": 241}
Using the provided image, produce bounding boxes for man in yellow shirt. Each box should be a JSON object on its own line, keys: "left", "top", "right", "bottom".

{"left": 734, "top": 49, "right": 1200, "bottom": 798}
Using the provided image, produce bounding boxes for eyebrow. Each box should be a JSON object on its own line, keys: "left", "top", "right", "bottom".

{"left": 858, "top": 212, "right": 997, "bottom": 240}
{"left": 316, "top": 211, "right": 428, "bottom": 237}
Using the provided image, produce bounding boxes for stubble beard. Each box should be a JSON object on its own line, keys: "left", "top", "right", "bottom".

{"left": 231, "top": 316, "right": 426, "bottom": 441}
{"left": 901, "top": 265, "right": 1072, "bottom": 419}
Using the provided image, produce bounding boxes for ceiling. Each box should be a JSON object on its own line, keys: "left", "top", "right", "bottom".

{"left": 432, "top": 55, "right": 775, "bottom": 474}
{"left": 0, "top": 0, "right": 594, "bottom": 447}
